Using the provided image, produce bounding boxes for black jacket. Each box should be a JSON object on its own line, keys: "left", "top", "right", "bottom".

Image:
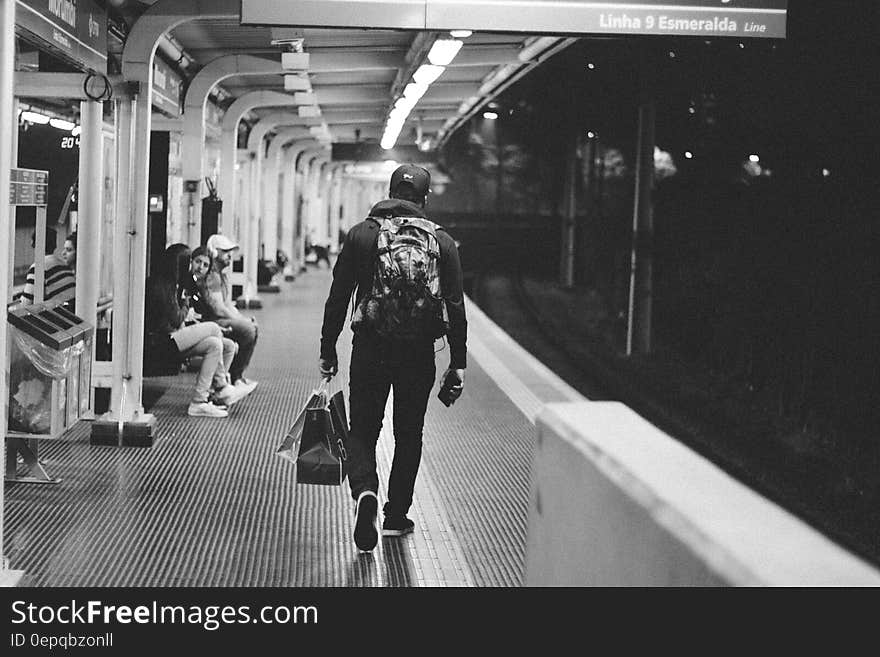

{"left": 320, "top": 198, "right": 467, "bottom": 370}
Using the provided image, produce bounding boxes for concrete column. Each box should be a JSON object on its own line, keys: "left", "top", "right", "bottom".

{"left": 110, "top": 98, "right": 134, "bottom": 420}
{"left": 0, "top": 0, "right": 24, "bottom": 586}
{"left": 76, "top": 100, "right": 103, "bottom": 363}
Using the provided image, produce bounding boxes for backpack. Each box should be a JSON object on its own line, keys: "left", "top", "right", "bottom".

{"left": 351, "top": 216, "right": 448, "bottom": 340}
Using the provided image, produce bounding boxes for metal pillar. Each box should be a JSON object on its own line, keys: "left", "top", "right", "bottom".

{"left": 0, "top": 0, "right": 24, "bottom": 587}
{"left": 240, "top": 153, "right": 252, "bottom": 267}
{"left": 246, "top": 146, "right": 261, "bottom": 303}
{"left": 280, "top": 147, "right": 296, "bottom": 279}
{"left": 124, "top": 76, "right": 154, "bottom": 418}
{"left": 92, "top": 69, "right": 156, "bottom": 438}
{"left": 181, "top": 101, "right": 207, "bottom": 247}
{"left": 76, "top": 100, "right": 103, "bottom": 372}
{"left": 626, "top": 59, "right": 656, "bottom": 357}
{"left": 328, "top": 165, "right": 342, "bottom": 251}
{"left": 262, "top": 146, "right": 278, "bottom": 265}
{"left": 560, "top": 130, "right": 579, "bottom": 289}
{"left": 6, "top": 97, "right": 16, "bottom": 303}
{"left": 109, "top": 98, "right": 134, "bottom": 421}
{"left": 219, "top": 127, "right": 236, "bottom": 237}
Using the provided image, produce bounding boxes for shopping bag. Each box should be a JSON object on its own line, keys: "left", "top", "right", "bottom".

{"left": 276, "top": 381, "right": 348, "bottom": 486}
{"left": 275, "top": 386, "right": 323, "bottom": 465}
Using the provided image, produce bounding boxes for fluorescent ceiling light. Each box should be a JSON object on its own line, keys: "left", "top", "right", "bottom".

{"left": 284, "top": 75, "right": 311, "bottom": 91}
{"left": 281, "top": 52, "right": 310, "bottom": 70}
{"left": 450, "top": 30, "right": 472, "bottom": 38}
{"left": 49, "top": 118, "right": 75, "bottom": 131}
{"left": 403, "top": 82, "right": 429, "bottom": 101}
{"left": 394, "top": 96, "right": 417, "bottom": 113}
{"left": 387, "top": 116, "right": 406, "bottom": 131}
{"left": 483, "top": 111, "right": 498, "bottom": 120}
{"left": 293, "top": 91, "right": 317, "bottom": 105}
{"left": 21, "top": 110, "right": 50, "bottom": 124}
{"left": 427, "top": 39, "right": 463, "bottom": 66}
{"left": 413, "top": 64, "right": 445, "bottom": 86}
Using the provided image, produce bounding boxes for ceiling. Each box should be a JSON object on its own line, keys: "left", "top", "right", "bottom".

{"left": 164, "top": 18, "right": 572, "bottom": 150}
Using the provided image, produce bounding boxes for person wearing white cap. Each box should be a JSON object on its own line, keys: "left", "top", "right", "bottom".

{"left": 200, "top": 234, "right": 259, "bottom": 395}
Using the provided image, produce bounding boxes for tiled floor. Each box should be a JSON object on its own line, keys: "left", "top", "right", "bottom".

{"left": 4, "top": 267, "right": 543, "bottom": 586}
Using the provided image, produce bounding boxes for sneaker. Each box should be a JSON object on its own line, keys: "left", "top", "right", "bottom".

{"left": 214, "top": 384, "right": 246, "bottom": 406}
{"left": 187, "top": 401, "right": 229, "bottom": 418}
{"left": 206, "top": 394, "right": 229, "bottom": 410}
{"left": 382, "top": 516, "right": 415, "bottom": 537}
{"left": 233, "top": 378, "right": 258, "bottom": 396}
{"left": 353, "top": 491, "right": 379, "bottom": 552}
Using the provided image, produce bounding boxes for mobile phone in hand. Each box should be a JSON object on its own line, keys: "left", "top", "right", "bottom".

{"left": 438, "top": 371, "right": 462, "bottom": 407}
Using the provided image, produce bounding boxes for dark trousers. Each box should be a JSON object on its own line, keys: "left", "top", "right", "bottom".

{"left": 216, "top": 316, "right": 258, "bottom": 382}
{"left": 347, "top": 334, "right": 436, "bottom": 518}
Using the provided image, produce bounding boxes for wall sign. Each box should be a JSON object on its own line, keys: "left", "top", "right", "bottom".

{"left": 9, "top": 168, "right": 49, "bottom": 206}
{"left": 15, "top": 0, "right": 108, "bottom": 73}
{"left": 152, "top": 57, "right": 183, "bottom": 117}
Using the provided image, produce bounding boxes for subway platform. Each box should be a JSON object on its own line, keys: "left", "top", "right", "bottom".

{"left": 3, "top": 267, "right": 581, "bottom": 587}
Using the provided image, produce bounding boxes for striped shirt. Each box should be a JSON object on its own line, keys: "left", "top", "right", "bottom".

{"left": 21, "top": 254, "right": 76, "bottom": 305}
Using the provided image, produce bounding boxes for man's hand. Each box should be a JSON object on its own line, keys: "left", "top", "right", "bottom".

{"left": 440, "top": 368, "right": 465, "bottom": 406}
{"left": 443, "top": 368, "right": 465, "bottom": 386}
{"left": 319, "top": 358, "right": 338, "bottom": 381}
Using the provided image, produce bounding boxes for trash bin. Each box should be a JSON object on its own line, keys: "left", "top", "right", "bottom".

{"left": 7, "top": 301, "right": 94, "bottom": 439}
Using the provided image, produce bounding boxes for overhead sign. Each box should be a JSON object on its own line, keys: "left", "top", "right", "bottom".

{"left": 427, "top": 0, "right": 788, "bottom": 38}
{"left": 15, "top": 0, "right": 108, "bottom": 73}
{"left": 242, "top": 0, "right": 787, "bottom": 38}
{"left": 9, "top": 168, "right": 49, "bottom": 206}
{"left": 332, "top": 143, "right": 437, "bottom": 164}
{"left": 152, "top": 57, "right": 182, "bottom": 117}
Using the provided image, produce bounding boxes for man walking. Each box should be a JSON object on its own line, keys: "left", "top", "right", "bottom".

{"left": 319, "top": 164, "right": 467, "bottom": 552}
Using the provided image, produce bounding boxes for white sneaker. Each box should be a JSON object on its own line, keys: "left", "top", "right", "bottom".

{"left": 214, "top": 384, "right": 245, "bottom": 406}
{"left": 187, "top": 401, "right": 228, "bottom": 418}
{"left": 233, "top": 378, "right": 258, "bottom": 396}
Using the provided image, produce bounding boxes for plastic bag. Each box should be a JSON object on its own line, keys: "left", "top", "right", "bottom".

{"left": 11, "top": 325, "right": 84, "bottom": 379}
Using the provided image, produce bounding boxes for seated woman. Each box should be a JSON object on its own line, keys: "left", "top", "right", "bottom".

{"left": 144, "top": 243, "right": 243, "bottom": 418}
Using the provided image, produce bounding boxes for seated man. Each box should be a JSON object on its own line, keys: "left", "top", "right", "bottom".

{"left": 198, "top": 235, "right": 259, "bottom": 395}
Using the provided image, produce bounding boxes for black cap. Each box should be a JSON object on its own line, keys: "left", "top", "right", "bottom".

{"left": 389, "top": 164, "right": 430, "bottom": 199}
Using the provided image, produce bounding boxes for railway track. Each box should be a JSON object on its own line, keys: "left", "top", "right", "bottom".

{"left": 472, "top": 267, "right": 880, "bottom": 569}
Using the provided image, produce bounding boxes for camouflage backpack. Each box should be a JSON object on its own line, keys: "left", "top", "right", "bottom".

{"left": 351, "top": 216, "right": 448, "bottom": 340}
